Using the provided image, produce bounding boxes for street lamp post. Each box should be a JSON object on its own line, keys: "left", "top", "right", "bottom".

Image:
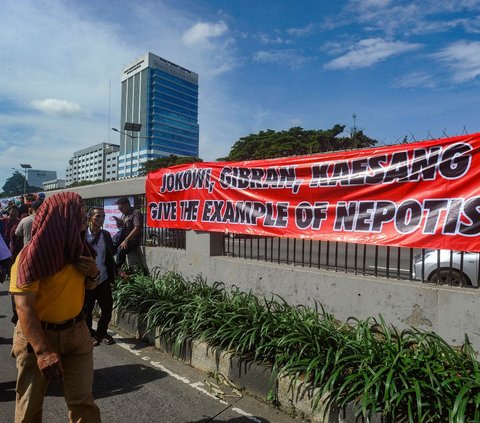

{"left": 352, "top": 113, "right": 357, "bottom": 139}
{"left": 112, "top": 128, "right": 135, "bottom": 178}
{"left": 18, "top": 164, "right": 32, "bottom": 195}
{"left": 112, "top": 123, "right": 146, "bottom": 178}
{"left": 11, "top": 163, "right": 32, "bottom": 195}
{"left": 103, "top": 143, "right": 111, "bottom": 182}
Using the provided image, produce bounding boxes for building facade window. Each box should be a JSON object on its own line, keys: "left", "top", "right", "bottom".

{"left": 117, "top": 52, "right": 199, "bottom": 179}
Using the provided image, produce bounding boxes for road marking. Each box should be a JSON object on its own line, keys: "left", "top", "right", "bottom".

{"left": 150, "top": 360, "right": 191, "bottom": 384}
{"left": 190, "top": 381, "right": 229, "bottom": 405}
{"left": 231, "top": 408, "right": 263, "bottom": 422}
{"left": 116, "top": 340, "right": 142, "bottom": 356}
{"left": 110, "top": 331, "right": 265, "bottom": 420}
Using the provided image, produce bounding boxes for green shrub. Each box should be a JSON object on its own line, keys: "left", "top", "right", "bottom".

{"left": 113, "top": 269, "right": 480, "bottom": 422}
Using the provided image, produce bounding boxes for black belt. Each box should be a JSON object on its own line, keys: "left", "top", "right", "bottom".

{"left": 41, "top": 311, "right": 85, "bottom": 331}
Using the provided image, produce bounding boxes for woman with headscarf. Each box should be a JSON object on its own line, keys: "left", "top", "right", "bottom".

{"left": 9, "top": 192, "right": 102, "bottom": 423}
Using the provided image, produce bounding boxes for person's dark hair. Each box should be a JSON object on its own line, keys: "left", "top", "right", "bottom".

{"left": 88, "top": 206, "right": 105, "bottom": 218}
{"left": 116, "top": 197, "right": 130, "bottom": 206}
{"left": 10, "top": 206, "right": 20, "bottom": 213}
{"left": 31, "top": 200, "right": 43, "bottom": 212}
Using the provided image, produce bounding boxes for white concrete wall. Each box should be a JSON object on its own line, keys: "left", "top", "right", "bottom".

{"left": 45, "top": 176, "right": 146, "bottom": 198}
{"left": 144, "top": 232, "right": 480, "bottom": 352}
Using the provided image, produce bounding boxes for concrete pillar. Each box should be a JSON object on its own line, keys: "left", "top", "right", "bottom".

{"left": 186, "top": 230, "right": 224, "bottom": 257}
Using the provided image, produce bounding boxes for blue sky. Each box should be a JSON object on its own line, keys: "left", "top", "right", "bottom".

{"left": 1, "top": 0, "right": 479, "bottom": 189}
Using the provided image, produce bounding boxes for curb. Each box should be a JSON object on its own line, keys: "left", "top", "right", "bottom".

{"left": 111, "top": 309, "right": 384, "bottom": 423}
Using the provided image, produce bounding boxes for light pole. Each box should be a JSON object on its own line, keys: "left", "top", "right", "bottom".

{"left": 112, "top": 123, "right": 146, "bottom": 178}
{"left": 103, "top": 143, "right": 111, "bottom": 182}
{"left": 20, "top": 164, "right": 32, "bottom": 195}
{"left": 352, "top": 113, "right": 357, "bottom": 139}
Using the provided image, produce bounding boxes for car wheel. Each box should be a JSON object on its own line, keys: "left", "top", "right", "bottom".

{"left": 429, "top": 269, "right": 471, "bottom": 286}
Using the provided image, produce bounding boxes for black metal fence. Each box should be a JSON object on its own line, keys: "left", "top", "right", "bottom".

{"left": 84, "top": 194, "right": 479, "bottom": 288}
{"left": 84, "top": 194, "right": 186, "bottom": 250}
{"left": 223, "top": 234, "right": 480, "bottom": 288}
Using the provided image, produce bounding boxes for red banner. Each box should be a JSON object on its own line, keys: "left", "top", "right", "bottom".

{"left": 146, "top": 133, "right": 480, "bottom": 252}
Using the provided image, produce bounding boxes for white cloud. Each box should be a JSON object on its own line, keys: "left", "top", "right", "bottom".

{"left": 393, "top": 72, "right": 438, "bottom": 88}
{"left": 290, "top": 117, "right": 303, "bottom": 126}
{"left": 286, "top": 24, "right": 314, "bottom": 37}
{"left": 345, "top": 0, "right": 480, "bottom": 36}
{"left": 30, "top": 99, "right": 84, "bottom": 115}
{"left": 253, "top": 50, "right": 311, "bottom": 68}
{"left": 325, "top": 38, "right": 422, "bottom": 70}
{"left": 258, "top": 33, "right": 286, "bottom": 45}
{"left": 354, "top": 0, "right": 392, "bottom": 9}
{"left": 0, "top": 0, "right": 241, "bottom": 187}
{"left": 432, "top": 40, "right": 480, "bottom": 82}
{"left": 321, "top": 40, "right": 351, "bottom": 56}
{"left": 257, "top": 25, "right": 314, "bottom": 47}
{"left": 182, "top": 21, "right": 228, "bottom": 46}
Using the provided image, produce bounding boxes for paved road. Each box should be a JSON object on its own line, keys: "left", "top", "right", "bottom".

{"left": 0, "top": 282, "right": 299, "bottom": 423}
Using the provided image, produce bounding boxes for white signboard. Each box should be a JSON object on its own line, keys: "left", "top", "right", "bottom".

{"left": 102, "top": 196, "right": 134, "bottom": 237}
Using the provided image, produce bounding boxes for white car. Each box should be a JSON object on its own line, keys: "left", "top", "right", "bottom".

{"left": 412, "top": 250, "right": 480, "bottom": 287}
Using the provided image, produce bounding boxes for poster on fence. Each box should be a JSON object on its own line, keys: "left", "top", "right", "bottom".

{"left": 146, "top": 133, "right": 480, "bottom": 252}
{"left": 102, "top": 196, "right": 134, "bottom": 237}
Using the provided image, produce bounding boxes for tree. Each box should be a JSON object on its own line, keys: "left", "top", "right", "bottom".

{"left": 2, "top": 171, "right": 27, "bottom": 197}
{"left": 1, "top": 172, "right": 44, "bottom": 198}
{"left": 218, "top": 125, "right": 378, "bottom": 161}
{"left": 67, "top": 179, "right": 103, "bottom": 188}
{"left": 138, "top": 155, "right": 203, "bottom": 175}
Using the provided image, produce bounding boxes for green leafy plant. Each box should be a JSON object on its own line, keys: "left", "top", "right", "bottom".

{"left": 113, "top": 269, "right": 480, "bottom": 422}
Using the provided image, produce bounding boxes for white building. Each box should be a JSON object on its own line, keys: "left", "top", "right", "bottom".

{"left": 117, "top": 52, "right": 199, "bottom": 178}
{"left": 65, "top": 143, "right": 120, "bottom": 186}
{"left": 27, "top": 169, "right": 57, "bottom": 189}
{"left": 43, "top": 179, "right": 66, "bottom": 191}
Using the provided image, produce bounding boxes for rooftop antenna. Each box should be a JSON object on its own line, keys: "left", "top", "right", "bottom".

{"left": 108, "top": 78, "right": 111, "bottom": 142}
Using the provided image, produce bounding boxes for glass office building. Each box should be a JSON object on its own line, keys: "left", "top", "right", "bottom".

{"left": 118, "top": 52, "right": 199, "bottom": 178}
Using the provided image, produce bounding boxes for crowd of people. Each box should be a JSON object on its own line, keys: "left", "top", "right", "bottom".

{"left": 1, "top": 192, "right": 145, "bottom": 422}
{"left": 0, "top": 194, "right": 45, "bottom": 284}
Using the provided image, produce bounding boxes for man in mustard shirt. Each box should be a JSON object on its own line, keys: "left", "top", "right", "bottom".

{"left": 10, "top": 192, "right": 102, "bottom": 423}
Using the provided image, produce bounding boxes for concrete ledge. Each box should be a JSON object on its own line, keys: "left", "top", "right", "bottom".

{"left": 111, "top": 308, "right": 384, "bottom": 422}
{"left": 112, "top": 309, "right": 155, "bottom": 344}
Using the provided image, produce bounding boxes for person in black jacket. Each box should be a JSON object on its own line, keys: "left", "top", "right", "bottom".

{"left": 84, "top": 206, "right": 116, "bottom": 345}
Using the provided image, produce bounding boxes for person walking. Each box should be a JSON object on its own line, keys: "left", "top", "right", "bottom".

{"left": 84, "top": 206, "right": 116, "bottom": 346}
{"left": 0, "top": 232, "right": 11, "bottom": 284}
{"left": 3, "top": 206, "right": 20, "bottom": 249}
{"left": 9, "top": 192, "right": 102, "bottom": 423}
{"left": 113, "top": 197, "right": 145, "bottom": 270}
{"left": 15, "top": 199, "right": 43, "bottom": 247}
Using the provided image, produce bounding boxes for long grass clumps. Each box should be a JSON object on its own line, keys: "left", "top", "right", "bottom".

{"left": 113, "top": 269, "right": 480, "bottom": 422}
